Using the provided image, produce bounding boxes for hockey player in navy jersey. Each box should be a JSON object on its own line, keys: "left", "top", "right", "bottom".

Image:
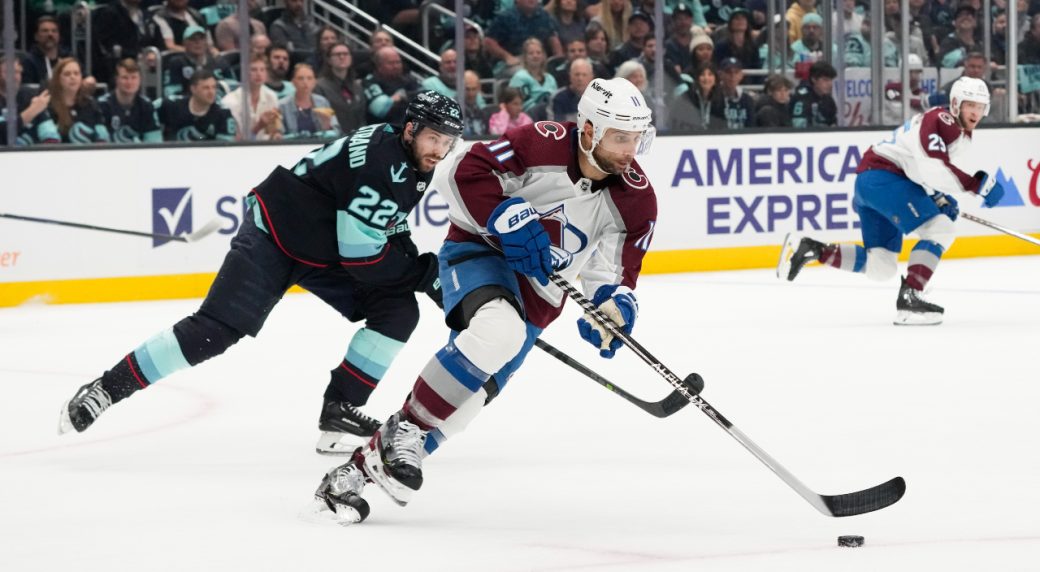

{"left": 777, "top": 77, "right": 1005, "bottom": 325}
{"left": 58, "top": 91, "right": 464, "bottom": 456}
{"left": 315, "top": 77, "right": 659, "bottom": 524}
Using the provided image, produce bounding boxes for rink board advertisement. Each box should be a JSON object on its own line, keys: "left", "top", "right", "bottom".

{"left": 1, "top": 128, "right": 1038, "bottom": 306}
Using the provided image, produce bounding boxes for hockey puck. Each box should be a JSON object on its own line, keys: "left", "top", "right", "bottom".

{"left": 837, "top": 535, "right": 865, "bottom": 547}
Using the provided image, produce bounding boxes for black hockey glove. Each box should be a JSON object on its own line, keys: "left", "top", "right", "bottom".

{"left": 389, "top": 233, "right": 420, "bottom": 258}
{"left": 931, "top": 192, "right": 959, "bottom": 221}
{"left": 416, "top": 252, "right": 443, "bottom": 308}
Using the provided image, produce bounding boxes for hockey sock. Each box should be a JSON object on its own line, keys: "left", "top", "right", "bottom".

{"left": 403, "top": 342, "right": 492, "bottom": 431}
{"left": 820, "top": 244, "right": 867, "bottom": 273}
{"left": 325, "top": 328, "right": 405, "bottom": 406}
{"left": 100, "top": 313, "right": 244, "bottom": 402}
{"left": 906, "top": 240, "right": 945, "bottom": 291}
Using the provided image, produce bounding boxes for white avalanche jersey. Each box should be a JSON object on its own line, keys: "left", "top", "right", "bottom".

{"left": 432, "top": 121, "right": 658, "bottom": 328}
{"left": 859, "top": 106, "right": 981, "bottom": 195}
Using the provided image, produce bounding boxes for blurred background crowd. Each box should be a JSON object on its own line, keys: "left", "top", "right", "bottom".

{"left": 2, "top": 0, "right": 1040, "bottom": 146}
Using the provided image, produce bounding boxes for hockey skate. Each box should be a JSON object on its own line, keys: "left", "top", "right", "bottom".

{"left": 58, "top": 378, "right": 113, "bottom": 435}
{"left": 894, "top": 276, "right": 944, "bottom": 326}
{"left": 312, "top": 461, "right": 371, "bottom": 525}
{"left": 358, "top": 412, "right": 427, "bottom": 506}
{"left": 315, "top": 399, "right": 382, "bottom": 455}
{"left": 777, "top": 233, "right": 826, "bottom": 282}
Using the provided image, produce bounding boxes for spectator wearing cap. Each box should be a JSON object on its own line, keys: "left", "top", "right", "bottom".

{"left": 713, "top": 8, "right": 762, "bottom": 71}
{"left": 608, "top": 10, "right": 653, "bottom": 69}
{"left": 938, "top": 5, "right": 981, "bottom": 67}
{"left": 790, "top": 13, "right": 836, "bottom": 65}
{"left": 149, "top": 0, "right": 213, "bottom": 53}
{"left": 508, "top": 37, "right": 558, "bottom": 114}
{"left": 790, "top": 60, "right": 837, "bottom": 128}
{"left": 462, "top": 23, "right": 496, "bottom": 78}
{"left": 786, "top": 0, "right": 818, "bottom": 45}
{"left": 711, "top": 56, "right": 755, "bottom": 129}
{"left": 485, "top": 0, "right": 564, "bottom": 74}
{"left": 667, "top": 3, "right": 698, "bottom": 42}
{"left": 162, "top": 25, "right": 235, "bottom": 100}
{"left": 591, "top": 0, "right": 632, "bottom": 50}
{"left": 269, "top": 0, "right": 321, "bottom": 52}
{"left": 546, "top": 0, "right": 589, "bottom": 48}
{"left": 753, "top": 73, "right": 793, "bottom": 127}
{"left": 664, "top": 6, "right": 695, "bottom": 77}
{"left": 547, "top": 56, "right": 593, "bottom": 122}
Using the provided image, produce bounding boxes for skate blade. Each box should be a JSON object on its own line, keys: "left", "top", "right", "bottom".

{"left": 893, "top": 310, "right": 943, "bottom": 326}
{"left": 777, "top": 232, "right": 797, "bottom": 281}
{"left": 298, "top": 498, "right": 363, "bottom": 527}
{"left": 360, "top": 444, "right": 414, "bottom": 507}
{"left": 57, "top": 401, "right": 75, "bottom": 435}
{"left": 315, "top": 431, "right": 368, "bottom": 456}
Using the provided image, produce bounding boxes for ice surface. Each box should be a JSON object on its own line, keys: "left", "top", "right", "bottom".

{"left": 2, "top": 256, "right": 1039, "bottom": 571}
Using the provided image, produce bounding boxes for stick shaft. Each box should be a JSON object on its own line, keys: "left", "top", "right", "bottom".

{"left": 962, "top": 212, "right": 1040, "bottom": 247}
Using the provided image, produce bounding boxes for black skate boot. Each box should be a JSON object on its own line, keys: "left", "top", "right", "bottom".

{"left": 58, "top": 378, "right": 113, "bottom": 435}
{"left": 358, "top": 412, "right": 427, "bottom": 506}
{"left": 315, "top": 398, "right": 382, "bottom": 455}
{"left": 314, "top": 461, "right": 370, "bottom": 525}
{"left": 777, "top": 233, "right": 826, "bottom": 282}
{"left": 894, "top": 276, "right": 944, "bottom": 326}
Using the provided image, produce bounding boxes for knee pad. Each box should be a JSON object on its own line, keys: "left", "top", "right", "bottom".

{"left": 453, "top": 298, "right": 527, "bottom": 375}
{"left": 172, "top": 311, "right": 246, "bottom": 365}
{"left": 864, "top": 248, "right": 899, "bottom": 281}
{"left": 915, "top": 215, "right": 956, "bottom": 252}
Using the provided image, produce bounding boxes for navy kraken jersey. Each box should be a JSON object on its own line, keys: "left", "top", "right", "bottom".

{"left": 98, "top": 92, "right": 162, "bottom": 143}
{"left": 249, "top": 123, "right": 434, "bottom": 289}
{"left": 155, "top": 97, "right": 236, "bottom": 141}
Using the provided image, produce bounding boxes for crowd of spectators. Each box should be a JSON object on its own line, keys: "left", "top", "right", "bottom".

{"left": 3, "top": 0, "right": 1040, "bottom": 146}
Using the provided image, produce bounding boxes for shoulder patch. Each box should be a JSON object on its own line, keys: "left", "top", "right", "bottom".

{"left": 534, "top": 120, "right": 567, "bottom": 140}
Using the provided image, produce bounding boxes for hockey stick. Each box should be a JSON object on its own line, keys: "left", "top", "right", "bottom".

{"left": 550, "top": 274, "right": 906, "bottom": 517}
{"left": 0, "top": 212, "right": 223, "bottom": 243}
{"left": 961, "top": 212, "right": 1040, "bottom": 248}
{"left": 534, "top": 338, "right": 696, "bottom": 418}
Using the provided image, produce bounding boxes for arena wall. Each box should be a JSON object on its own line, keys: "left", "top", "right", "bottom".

{"left": 2, "top": 128, "right": 1038, "bottom": 306}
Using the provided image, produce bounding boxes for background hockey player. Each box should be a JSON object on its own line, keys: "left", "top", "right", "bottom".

{"left": 58, "top": 91, "right": 463, "bottom": 456}
{"left": 777, "top": 77, "right": 1005, "bottom": 326}
{"left": 314, "top": 77, "right": 658, "bottom": 524}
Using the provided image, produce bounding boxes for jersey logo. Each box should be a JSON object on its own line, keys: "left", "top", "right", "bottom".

{"left": 938, "top": 111, "right": 955, "bottom": 126}
{"left": 538, "top": 204, "right": 589, "bottom": 271}
{"left": 390, "top": 162, "right": 408, "bottom": 183}
{"left": 622, "top": 166, "right": 650, "bottom": 190}
{"left": 534, "top": 121, "right": 567, "bottom": 140}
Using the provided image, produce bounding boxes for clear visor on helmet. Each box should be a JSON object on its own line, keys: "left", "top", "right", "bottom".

{"left": 595, "top": 126, "right": 656, "bottom": 156}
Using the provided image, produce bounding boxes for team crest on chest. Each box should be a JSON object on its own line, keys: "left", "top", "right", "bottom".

{"left": 622, "top": 166, "right": 649, "bottom": 189}
{"left": 537, "top": 204, "right": 589, "bottom": 271}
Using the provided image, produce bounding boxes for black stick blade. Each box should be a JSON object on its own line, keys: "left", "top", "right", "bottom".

{"left": 658, "top": 389, "right": 691, "bottom": 416}
{"left": 822, "top": 476, "right": 906, "bottom": 517}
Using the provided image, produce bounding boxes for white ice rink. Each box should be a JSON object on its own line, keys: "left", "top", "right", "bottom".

{"left": 2, "top": 256, "right": 1039, "bottom": 571}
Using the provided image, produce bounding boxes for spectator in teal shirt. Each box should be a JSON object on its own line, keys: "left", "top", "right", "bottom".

{"left": 509, "top": 37, "right": 559, "bottom": 113}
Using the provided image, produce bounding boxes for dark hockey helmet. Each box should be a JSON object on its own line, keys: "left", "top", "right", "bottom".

{"left": 405, "top": 90, "right": 464, "bottom": 138}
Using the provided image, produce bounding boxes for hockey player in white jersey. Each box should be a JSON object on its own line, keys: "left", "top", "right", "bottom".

{"left": 313, "top": 77, "right": 659, "bottom": 524}
{"left": 777, "top": 77, "right": 1005, "bottom": 325}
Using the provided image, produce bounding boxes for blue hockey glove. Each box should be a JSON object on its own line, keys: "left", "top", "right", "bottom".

{"left": 577, "top": 285, "right": 638, "bottom": 358}
{"left": 415, "top": 252, "right": 443, "bottom": 308}
{"left": 487, "top": 197, "right": 552, "bottom": 286}
{"left": 931, "top": 192, "right": 959, "bottom": 221}
{"left": 974, "top": 171, "right": 1005, "bottom": 208}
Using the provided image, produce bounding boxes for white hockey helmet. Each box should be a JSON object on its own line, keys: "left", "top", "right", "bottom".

{"left": 949, "top": 76, "right": 990, "bottom": 117}
{"left": 576, "top": 77, "right": 655, "bottom": 157}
